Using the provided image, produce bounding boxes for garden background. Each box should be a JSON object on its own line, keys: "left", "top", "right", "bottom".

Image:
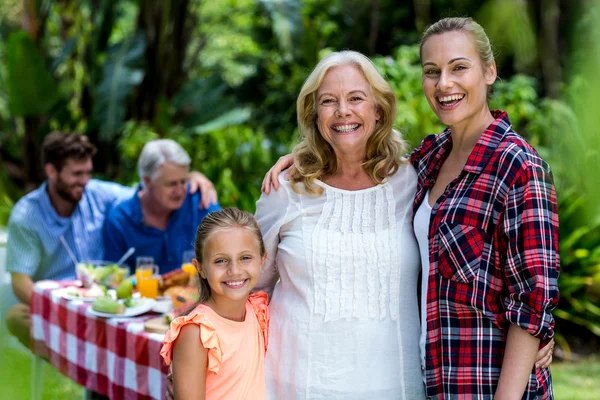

{"left": 0, "top": 0, "right": 599, "bottom": 398}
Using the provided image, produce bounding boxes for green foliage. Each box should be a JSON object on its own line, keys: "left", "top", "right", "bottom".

{"left": 374, "top": 45, "right": 444, "bottom": 149}
{"left": 477, "top": 0, "right": 537, "bottom": 73}
{"left": 5, "top": 31, "right": 60, "bottom": 116}
{"left": 190, "top": 0, "right": 262, "bottom": 86}
{"left": 93, "top": 33, "right": 145, "bottom": 141}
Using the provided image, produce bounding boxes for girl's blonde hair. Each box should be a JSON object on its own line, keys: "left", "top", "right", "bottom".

{"left": 187, "top": 208, "right": 265, "bottom": 309}
{"left": 292, "top": 50, "right": 407, "bottom": 195}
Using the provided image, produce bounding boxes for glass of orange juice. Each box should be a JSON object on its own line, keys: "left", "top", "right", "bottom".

{"left": 137, "top": 273, "right": 159, "bottom": 299}
{"left": 136, "top": 256, "right": 157, "bottom": 282}
{"left": 181, "top": 250, "right": 196, "bottom": 276}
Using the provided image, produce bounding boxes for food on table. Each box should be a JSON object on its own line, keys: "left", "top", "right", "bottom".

{"left": 77, "top": 262, "right": 129, "bottom": 289}
{"left": 84, "top": 284, "right": 107, "bottom": 298}
{"left": 158, "top": 269, "right": 190, "bottom": 291}
{"left": 164, "top": 285, "right": 199, "bottom": 309}
{"left": 116, "top": 278, "right": 134, "bottom": 299}
{"left": 92, "top": 297, "right": 126, "bottom": 315}
{"left": 123, "top": 297, "right": 141, "bottom": 308}
{"left": 164, "top": 310, "right": 176, "bottom": 325}
{"left": 65, "top": 283, "right": 106, "bottom": 299}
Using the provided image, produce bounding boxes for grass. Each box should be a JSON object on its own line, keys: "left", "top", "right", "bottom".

{"left": 0, "top": 337, "right": 598, "bottom": 399}
{"left": 552, "top": 358, "right": 600, "bottom": 399}
{"left": 0, "top": 341, "right": 83, "bottom": 399}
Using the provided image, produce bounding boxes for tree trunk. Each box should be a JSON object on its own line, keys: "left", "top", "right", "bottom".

{"left": 133, "top": 0, "right": 193, "bottom": 128}
{"left": 21, "top": 0, "right": 49, "bottom": 190}
{"left": 539, "top": 0, "right": 562, "bottom": 98}
{"left": 413, "top": 0, "right": 431, "bottom": 35}
{"left": 22, "top": 117, "right": 44, "bottom": 192}
{"left": 368, "top": 0, "right": 380, "bottom": 55}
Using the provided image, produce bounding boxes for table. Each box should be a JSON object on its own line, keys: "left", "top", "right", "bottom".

{"left": 30, "top": 281, "right": 168, "bottom": 400}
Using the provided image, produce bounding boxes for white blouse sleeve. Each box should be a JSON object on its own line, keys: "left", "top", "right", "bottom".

{"left": 254, "top": 173, "right": 296, "bottom": 299}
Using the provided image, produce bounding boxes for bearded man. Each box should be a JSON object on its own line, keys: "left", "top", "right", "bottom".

{"left": 4, "top": 131, "right": 216, "bottom": 348}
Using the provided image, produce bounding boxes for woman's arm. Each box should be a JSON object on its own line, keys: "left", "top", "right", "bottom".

{"left": 254, "top": 173, "right": 298, "bottom": 299}
{"left": 494, "top": 324, "right": 540, "bottom": 399}
{"left": 172, "top": 324, "right": 208, "bottom": 400}
{"left": 188, "top": 171, "right": 218, "bottom": 209}
{"left": 498, "top": 159, "right": 559, "bottom": 395}
{"left": 261, "top": 154, "right": 295, "bottom": 193}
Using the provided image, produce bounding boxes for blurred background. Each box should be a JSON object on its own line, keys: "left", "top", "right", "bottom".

{"left": 0, "top": 0, "right": 599, "bottom": 397}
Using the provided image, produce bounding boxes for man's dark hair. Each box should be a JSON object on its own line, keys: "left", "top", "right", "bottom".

{"left": 41, "top": 131, "right": 97, "bottom": 171}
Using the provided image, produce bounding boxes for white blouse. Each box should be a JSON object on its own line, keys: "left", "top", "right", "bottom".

{"left": 255, "top": 163, "right": 425, "bottom": 399}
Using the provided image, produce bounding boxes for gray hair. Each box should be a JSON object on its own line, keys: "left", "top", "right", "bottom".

{"left": 137, "top": 139, "right": 191, "bottom": 186}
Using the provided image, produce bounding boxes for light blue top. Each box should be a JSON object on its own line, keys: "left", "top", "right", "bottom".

{"left": 6, "top": 179, "right": 134, "bottom": 281}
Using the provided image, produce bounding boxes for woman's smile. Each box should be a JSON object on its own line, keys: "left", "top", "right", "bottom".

{"left": 436, "top": 93, "right": 465, "bottom": 109}
{"left": 331, "top": 122, "right": 361, "bottom": 134}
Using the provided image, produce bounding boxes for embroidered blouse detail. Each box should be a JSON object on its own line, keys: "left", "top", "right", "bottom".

{"left": 311, "top": 183, "right": 400, "bottom": 322}
{"left": 255, "top": 164, "right": 425, "bottom": 399}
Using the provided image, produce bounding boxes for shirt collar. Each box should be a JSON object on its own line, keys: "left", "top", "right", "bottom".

{"left": 426, "top": 110, "right": 512, "bottom": 178}
{"left": 463, "top": 110, "right": 512, "bottom": 174}
{"left": 39, "top": 180, "right": 82, "bottom": 225}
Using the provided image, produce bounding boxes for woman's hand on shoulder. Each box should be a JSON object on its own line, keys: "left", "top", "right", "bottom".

{"left": 172, "top": 324, "right": 207, "bottom": 400}
{"left": 535, "top": 338, "right": 555, "bottom": 369}
{"left": 262, "top": 154, "right": 295, "bottom": 194}
{"left": 188, "top": 171, "right": 218, "bottom": 209}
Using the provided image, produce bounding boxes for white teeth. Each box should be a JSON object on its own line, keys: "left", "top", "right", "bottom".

{"left": 333, "top": 124, "right": 359, "bottom": 132}
{"left": 438, "top": 94, "right": 464, "bottom": 103}
{"left": 224, "top": 280, "right": 245, "bottom": 287}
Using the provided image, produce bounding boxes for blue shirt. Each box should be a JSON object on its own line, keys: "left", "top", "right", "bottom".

{"left": 103, "top": 186, "right": 220, "bottom": 274}
{"left": 6, "top": 180, "right": 134, "bottom": 281}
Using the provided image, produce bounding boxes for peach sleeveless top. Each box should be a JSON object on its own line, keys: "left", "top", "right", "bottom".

{"left": 160, "top": 292, "right": 269, "bottom": 399}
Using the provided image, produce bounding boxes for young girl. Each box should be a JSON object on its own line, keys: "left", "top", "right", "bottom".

{"left": 160, "top": 208, "right": 269, "bottom": 400}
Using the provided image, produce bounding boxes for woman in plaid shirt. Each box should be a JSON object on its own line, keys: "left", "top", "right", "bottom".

{"left": 412, "top": 17, "right": 559, "bottom": 399}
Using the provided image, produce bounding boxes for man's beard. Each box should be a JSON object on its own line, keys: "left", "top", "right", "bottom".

{"left": 54, "top": 177, "right": 84, "bottom": 204}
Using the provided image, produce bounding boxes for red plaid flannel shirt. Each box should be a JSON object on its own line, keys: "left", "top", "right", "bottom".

{"left": 411, "top": 111, "right": 559, "bottom": 399}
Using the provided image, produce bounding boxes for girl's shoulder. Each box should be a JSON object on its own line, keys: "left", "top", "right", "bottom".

{"left": 160, "top": 305, "right": 223, "bottom": 373}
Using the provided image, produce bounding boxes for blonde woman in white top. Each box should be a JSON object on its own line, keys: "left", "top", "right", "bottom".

{"left": 254, "top": 50, "right": 425, "bottom": 399}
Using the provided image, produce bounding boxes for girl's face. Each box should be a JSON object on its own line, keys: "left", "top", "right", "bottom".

{"left": 421, "top": 31, "right": 496, "bottom": 132}
{"left": 195, "top": 227, "right": 266, "bottom": 304}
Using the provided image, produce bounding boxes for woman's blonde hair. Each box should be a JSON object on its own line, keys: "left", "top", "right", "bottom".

{"left": 420, "top": 17, "right": 495, "bottom": 69}
{"left": 292, "top": 50, "right": 406, "bottom": 194}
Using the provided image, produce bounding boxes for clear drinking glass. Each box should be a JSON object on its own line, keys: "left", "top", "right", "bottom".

{"left": 181, "top": 250, "right": 196, "bottom": 276}
{"left": 136, "top": 256, "right": 157, "bottom": 282}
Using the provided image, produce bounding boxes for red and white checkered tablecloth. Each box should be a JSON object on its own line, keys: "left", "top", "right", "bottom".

{"left": 30, "top": 281, "right": 169, "bottom": 400}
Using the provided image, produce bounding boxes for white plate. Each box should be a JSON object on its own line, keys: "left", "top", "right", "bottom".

{"left": 88, "top": 298, "right": 157, "bottom": 318}
{"left": 151, "top": 298, "right": 173, "bottom": 314}
{"left": 54, "top": 287, "right": 106, "bottom": 303}
{"left": 37, "top": 281, "right": 62, "bottom": 290}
